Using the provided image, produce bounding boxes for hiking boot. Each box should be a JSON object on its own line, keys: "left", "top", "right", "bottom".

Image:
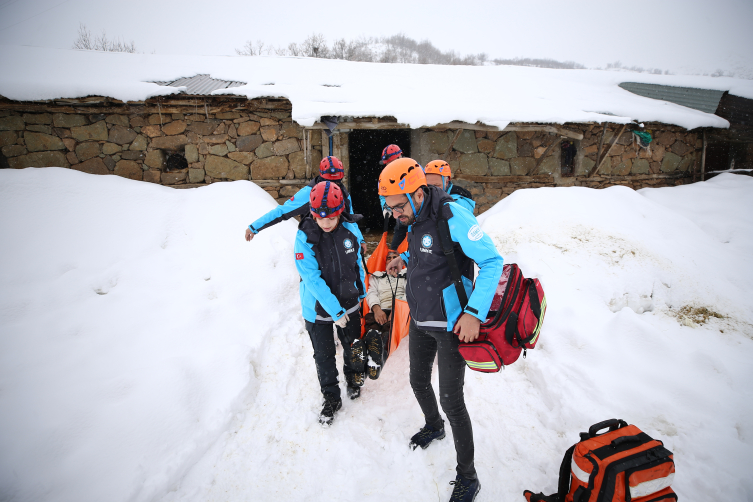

{"left": 350, "top": 337, "right": 367, "bottom": 373}
{"left": 318, "top": 397, "right": 342, "bottom": 426}
{"left": 346, "top": 385, "right": 361, "bottom": 400}
{"left": 365, "top": 329, "right": 385, "bottom": 380}
{"left": 409, "top": 421, "right": 446, "bottom": 450}
{"left": 346, "top": 370, "right": 366, "bottom": 389}
{"left": 449, "top": 474, "right": 480, "bottom": 502}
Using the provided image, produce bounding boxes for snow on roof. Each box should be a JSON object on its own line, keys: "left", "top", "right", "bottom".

{"left": 2, "top": 45, "right": 752, "bottom": 130}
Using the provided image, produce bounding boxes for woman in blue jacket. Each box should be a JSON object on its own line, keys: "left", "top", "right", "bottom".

{"left": 294, "top": 181, "right": 367, "bottom": 426}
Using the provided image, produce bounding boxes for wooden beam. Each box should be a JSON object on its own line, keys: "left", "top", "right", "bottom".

{"left": 701, "top": 130, "right": 707, "bottom": 182}
{"left": 455, "top": 174, "right": 554, "bottom": 184}
{"left": 528, "top": 136, "right": 562, "bottom": 175}
{"left": 303, "top": 120, "right": 584, "bottom": 139}
{"left": 503, "top": 124, "right": 584, "bottom": 141}
{"left": 251, "top": 179, "right": 308, "bottom": 187}
{"left": 589, "top": 123, "right": 628, "bottom": 178}
{"left": 594, "top": 123, "right": 608, "bottom": 173}
{"left": 443, "top": 129, "right": 463, "bottom": 160}
{"left": 305, "top": 128, "right": 312, "bottom": 179}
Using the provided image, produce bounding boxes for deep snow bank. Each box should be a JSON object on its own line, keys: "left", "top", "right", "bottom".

{"left": 0, "top": 168, "right": 302, "bottom": 502}
{"left": 1, "top": 170, "right": 751, "bottom": 502}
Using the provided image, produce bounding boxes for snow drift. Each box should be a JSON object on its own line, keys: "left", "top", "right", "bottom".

{"left": 0, "top": 169, "right": 751, "bottom": 502}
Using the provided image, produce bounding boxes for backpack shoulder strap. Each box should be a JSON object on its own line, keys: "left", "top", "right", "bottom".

{"left": 557, "top": 443, "right": 576, "bottom": 497}
{"left": 436, "top": 203, "right": 469, "bottom": 309}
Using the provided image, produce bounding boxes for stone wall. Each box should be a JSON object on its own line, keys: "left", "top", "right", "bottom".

{"left": 0, "top": 99, "right": 323, "bottom": 205}
{"left": 1, "top": 97, "right": 703, "bottom": 214}
{"left": 414, "top": 123, "right": 701, "bottom": 214}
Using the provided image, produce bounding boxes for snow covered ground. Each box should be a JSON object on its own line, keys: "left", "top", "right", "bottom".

{"left": 0, "top": 168, "right": 751, "bottom": 502}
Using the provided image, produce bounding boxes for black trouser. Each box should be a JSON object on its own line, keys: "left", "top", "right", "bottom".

{"left": 305, "top": 312, "right": 362, "bottom": 402}
{"left": 409, "top": 321, "right": 476, "bottom": 480}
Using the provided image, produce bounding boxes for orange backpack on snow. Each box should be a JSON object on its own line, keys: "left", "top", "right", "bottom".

{"left": 524, "top": 419, "right": 677, "bottom": 502}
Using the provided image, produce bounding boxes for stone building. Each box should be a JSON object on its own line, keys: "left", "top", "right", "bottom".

{"left": 1, "top": 46, "right": 750, "bottom": 231}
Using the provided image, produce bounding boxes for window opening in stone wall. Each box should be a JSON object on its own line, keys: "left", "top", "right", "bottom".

{"left": 166, "top": 153, "right": 188, "bottom": 172}
{"left": 706, "top": 140, "right": 751, "bottom": 171}
{"left": 348, "top": 129, "right": 411, "bottom": 232}
{"left": 560, "top": 140, "right": 577, "bottom": 177}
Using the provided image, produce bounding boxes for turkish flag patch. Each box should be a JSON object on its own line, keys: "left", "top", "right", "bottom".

{"left": 295, "top": 253, "right": 304, "bottom": 260}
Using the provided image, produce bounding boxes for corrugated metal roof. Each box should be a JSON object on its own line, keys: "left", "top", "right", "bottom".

{"left": 152, "top": 74, "right": 245, "bottom": 95}
{"left": 619, "top": 82, "right": 725, "bottom": 114}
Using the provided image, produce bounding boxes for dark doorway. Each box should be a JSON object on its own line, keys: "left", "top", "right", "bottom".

{"left": 349, "top": 129, "right": 411, "bottom": 232}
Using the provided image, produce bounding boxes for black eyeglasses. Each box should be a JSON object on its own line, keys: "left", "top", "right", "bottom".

{"left": 386, "top": 199, "right": 411, "bottom": 214}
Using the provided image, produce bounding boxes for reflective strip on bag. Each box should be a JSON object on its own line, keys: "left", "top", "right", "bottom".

{"left": 571, "top": 457, "right": 591, "bottom": 485}
{"left": 466, "top": 360, "right": 499, "bottom": 370}
{"left": 631, "top": 472, "right": 675, "bottom": 498}
{"left": 528, "top": 295, "right": 546, "bottom": 345}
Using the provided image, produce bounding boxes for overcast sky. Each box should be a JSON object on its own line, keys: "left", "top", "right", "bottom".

{"left": 1, "top": 0, "right": 751, "bottom": 77}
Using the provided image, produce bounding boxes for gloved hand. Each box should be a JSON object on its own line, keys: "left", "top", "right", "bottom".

{"left": 383, "top": 207, "right": 392, "bottom": 219}
{"left": 334, "top": 312, "right": 350, "bottom": 329}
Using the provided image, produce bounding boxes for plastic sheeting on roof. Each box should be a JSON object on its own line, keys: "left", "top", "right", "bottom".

{"left": 151, "top": 74, "right": 246, "bottom": 95}
{"left": 619, "top": 82, "right": 725, "bottom": 114}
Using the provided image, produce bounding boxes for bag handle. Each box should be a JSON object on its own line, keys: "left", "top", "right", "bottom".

{"left": 587, "top": 419, "right": 628, "bottom": 438}
{"left": 436, "top": 207, "right": 469, "bottom": 309}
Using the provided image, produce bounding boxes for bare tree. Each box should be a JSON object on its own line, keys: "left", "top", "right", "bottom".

{"left": 72, "top": 23, "right": 136, "bottom": 53}
{"left": 236, "top": 39, "right": 272, "bottom": 56}
{"left": 287, "top": 42, "right": 301, "bottom": 57}
{"left": 302, "top": 33, "right": 329, "bottom": 58}
{"left": 233, "top": 32, "right": 594, "bottom": 70}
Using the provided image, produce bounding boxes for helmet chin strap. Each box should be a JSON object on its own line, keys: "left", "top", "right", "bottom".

{"left": 407, "top": 190, "right": 424, "bottom": 222}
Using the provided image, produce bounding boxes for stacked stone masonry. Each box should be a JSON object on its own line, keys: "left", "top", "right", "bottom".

{"left": 1, "top": 99, "right": 700, "bottom": 214}
{"left": 418, "top": 124, "right": 700, "bottom": 214}
{"left": 0, "top": 100, "right": 322, "bottom": 205}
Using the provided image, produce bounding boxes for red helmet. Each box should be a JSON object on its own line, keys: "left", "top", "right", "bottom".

{"left": 310, "top": 181, "right": 345, "bottom": 218}
{"left": 319, "top": 156, "right": 344, "bottom": 180}
{"left": 380, "top": 144, "right": 403, "bottom": 165}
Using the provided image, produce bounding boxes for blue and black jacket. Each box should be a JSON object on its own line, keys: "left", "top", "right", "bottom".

{"left": 447, "top": 181, "right": 476, "bottom": 213}
{"left": 249, "top": 177, "right": 358, "bottom": 237}
{"left": 400, "top": 185, "right": 503, "bottom": 331}
{"left": 294, "top": 213, "right": 366, "bottom": 324}
{"left": 390, "top": 181, "right": 475, "bottom": 250}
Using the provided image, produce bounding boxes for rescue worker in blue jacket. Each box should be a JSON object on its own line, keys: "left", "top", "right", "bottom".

{"left": 390, "top": 159, "right": 475, "bottom": 251}
{"left": 380, "top": 158, "right": 503, "bottom": 502}
{"left": 294, "top": 181, "right": 368, "bottom": 426}
{"left": 245, "top": 156, "right": 365, "bottom": 254}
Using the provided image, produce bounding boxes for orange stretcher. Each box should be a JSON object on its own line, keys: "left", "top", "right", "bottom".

{"left": 361, "top": 218, "right": 410, "bottom": 356}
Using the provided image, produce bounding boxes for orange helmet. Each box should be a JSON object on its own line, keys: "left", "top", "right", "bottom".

{"left": 424, "top": 160, "right": 451, "bottom": 178}
{"left": 378, "top": 157, "right": 426, "bottom": 196}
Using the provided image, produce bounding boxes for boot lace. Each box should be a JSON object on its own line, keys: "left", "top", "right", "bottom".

{"left": 449, "top": 479, "right": 469, "bottom": 501}
{"left": 416, "top": 425, "right": 437, "bottom": 441}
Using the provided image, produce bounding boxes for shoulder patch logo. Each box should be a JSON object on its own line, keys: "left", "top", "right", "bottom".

{"left": 467, "top": 224, "right": 484, "bottom": 241}
{"left": 343, "top": 238, "right": 353, "bottom": 249}
{"left": 295, "top": 253, "right": 304, "bottom": 260}
{"left": 290, "top": 196, "right": 295, "bottom": 201}
{"left": 421, "top": 234, "right": 433, "bottom": 248}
